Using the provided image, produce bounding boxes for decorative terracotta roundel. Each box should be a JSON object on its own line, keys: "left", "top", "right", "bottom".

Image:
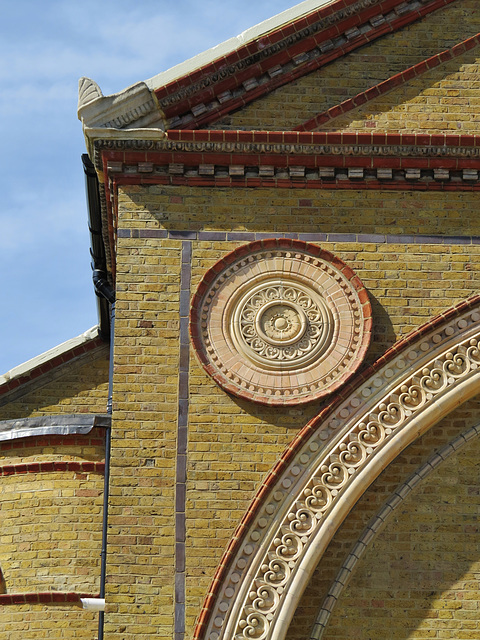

{"left": 190, "top": 239, "right": 372, "bottom": 406}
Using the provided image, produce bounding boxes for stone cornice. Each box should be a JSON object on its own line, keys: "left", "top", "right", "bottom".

{"left": 96, "top": 131, "right": 480, "bottom": 191}
{"left": 78, "top": 78, "right": 166, "bottom": 159}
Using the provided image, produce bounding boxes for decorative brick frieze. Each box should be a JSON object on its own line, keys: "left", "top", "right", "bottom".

{"left": 154, "top": 0, "right": 456, "bottom": 129}
{"left": 105, "top": 162, "right": 480, "bottom": 188}
{"left": 95, "top": 131, "right": 480, "bottom": 197}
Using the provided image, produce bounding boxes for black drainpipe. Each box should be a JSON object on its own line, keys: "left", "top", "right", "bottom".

{"left": 98, "top": 300, "right": 114, "bottom": 640}
{"left": 82, "top": 154, "right": 112, "bottom": 340}
{"left": 82, "top": 154, "right": 115, "bottom": 640}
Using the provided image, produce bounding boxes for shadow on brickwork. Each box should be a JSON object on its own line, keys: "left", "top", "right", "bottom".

{"left": 318, "top": 46, "right": 480, "bottom": 136}
{"left": 126, "top": 187, "right": 479, "bottom": 238}
{"left": 366, "top": 293, "right": 397, "bottom": 365}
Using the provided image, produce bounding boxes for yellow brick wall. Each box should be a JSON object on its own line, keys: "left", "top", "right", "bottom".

{"left": 129, "top": 185, "right": 478, "bottom": 236}
{"left": 211, "top": 0, "right": 480, "bottom": 132}
{"left": 0, "top": 346, "right": 108, "bottom": 639}
{"left": 106, "top": 183, "right": 480, "bottom": 638}
{"left": 0, "top": 459, "right": 104, "bottom": 640}
{"left": 2, "top": 4, "right": 478, "bottom": 640}
{"left": 0, "top": 604, "right": 99, "bottom": 640}
{"left": 322, "top": 47, "right": 480, "bottom": 133}
{"left": 288, "top": 395, "right": 480, "bottom": 640}
{"left": 0, "top": 345, "right": 110, "bottom": 420}
{"left": 0, "top": 471, "right": 103, "bottom": 593}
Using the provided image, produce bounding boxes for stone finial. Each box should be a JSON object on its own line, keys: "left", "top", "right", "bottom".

{"left": 78, "top": 77, "right": 103, "bottom": 110}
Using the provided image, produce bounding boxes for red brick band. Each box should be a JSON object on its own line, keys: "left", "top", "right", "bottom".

{"left": 0, "top": 461, "right": 105, "bottom": 477}
{"left": 0, "top": 592, "right": 98, "bottom": 606}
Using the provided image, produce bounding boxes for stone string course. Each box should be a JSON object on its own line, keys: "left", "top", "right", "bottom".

{"left": 116, "top": 228, "right": 480, "bottom": 246}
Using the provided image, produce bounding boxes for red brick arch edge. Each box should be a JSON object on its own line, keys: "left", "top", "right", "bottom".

{"left": 193, "top": 292, "right": 480, "bottom": 640}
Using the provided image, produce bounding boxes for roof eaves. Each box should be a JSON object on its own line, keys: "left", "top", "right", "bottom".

{"left": 0, "top": 326, "right": 101, "bottom": 388}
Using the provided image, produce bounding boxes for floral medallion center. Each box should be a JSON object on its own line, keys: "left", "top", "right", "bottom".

{"left": 232, "top": 282, "right": 333, "bottom": 371}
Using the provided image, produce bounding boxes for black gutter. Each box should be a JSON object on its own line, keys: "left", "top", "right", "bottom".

{"left": 82, "top": 153, "right": 112, "bottom": 339}
{"left": 82, "top": 153, "right": 115, "bottom": 640}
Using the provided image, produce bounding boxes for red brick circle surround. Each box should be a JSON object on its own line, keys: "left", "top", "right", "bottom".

{"left": 190, "top": 239, "right": 372, "bottom": 406}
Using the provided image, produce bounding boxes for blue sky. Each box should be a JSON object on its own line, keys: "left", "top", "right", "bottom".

{"left": 0, "top": 0, "right": 299, "bottom": 374}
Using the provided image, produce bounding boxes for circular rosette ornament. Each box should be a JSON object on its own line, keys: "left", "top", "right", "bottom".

{"left": 190, "top": 239, "right": 371, "bottom": 405}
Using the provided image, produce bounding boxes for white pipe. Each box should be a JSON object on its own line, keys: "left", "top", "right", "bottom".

{"left": 81, "top": 598, "right": 105, "bottom": 612}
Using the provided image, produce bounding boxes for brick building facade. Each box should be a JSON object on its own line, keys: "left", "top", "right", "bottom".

{"left": 1, "top": 1, "right": 480, "bottom": 638}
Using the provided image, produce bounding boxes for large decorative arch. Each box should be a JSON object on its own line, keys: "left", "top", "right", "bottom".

{"left": 194, "top": 295, "right": 480, "bottom": 640}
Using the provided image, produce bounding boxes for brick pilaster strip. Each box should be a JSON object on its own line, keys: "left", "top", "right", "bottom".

{"left": 174, "top": 241, "right": 192, "bottom": 640}
{"left": 296, "top": 32, "right": 480, "bottom": 131}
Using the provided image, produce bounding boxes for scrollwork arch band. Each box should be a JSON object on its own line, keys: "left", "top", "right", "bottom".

{"left": 193, "top": 294, "right": 480, "bottom": 640}
{"left": 310, "top": 418, "right": 480, "bottom": 639}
